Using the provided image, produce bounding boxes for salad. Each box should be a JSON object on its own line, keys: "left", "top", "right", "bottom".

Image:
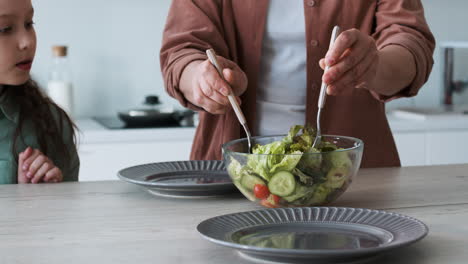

{"left": 227, "top": 125, "right": 354, "bottom": 208}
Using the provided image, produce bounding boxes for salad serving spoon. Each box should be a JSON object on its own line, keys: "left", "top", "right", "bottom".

{"left": 206, "top": 49, "right": 252, "bottom": 153}
{"left": 312, "top": 26, "right": 341, "bottom": 149}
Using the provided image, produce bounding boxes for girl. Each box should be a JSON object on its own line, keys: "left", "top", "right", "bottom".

{"left": 0, "top": 0, "right": 79, "bottom": 184}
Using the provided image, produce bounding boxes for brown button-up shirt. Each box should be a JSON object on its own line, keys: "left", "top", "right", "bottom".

{"left": 160, "top": 0, "right": 435, "bottom": 168}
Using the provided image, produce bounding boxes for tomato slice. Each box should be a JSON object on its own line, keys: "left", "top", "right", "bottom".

{"left": 260, "top": 194, "right": 281, "bottom": 208}
{"left": 254, "top": 184, "right": 270, "bottom": 199}
{"left": 271, "top": 194, "right": 280, "bottom": 204}
{"left": 260, "top": 199, "right": 277, "bottom": 208}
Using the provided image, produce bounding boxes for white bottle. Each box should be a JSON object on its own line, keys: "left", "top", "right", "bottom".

{"left": 47, "top": 45, "right": 74, "bottom": 117}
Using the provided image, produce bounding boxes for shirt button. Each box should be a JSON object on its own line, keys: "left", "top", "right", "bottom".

{"left": 311, "top": 83, "right": 318, "bottom": 90}
{"left": 307, "top": 0, "right": 316, "bottom": 7}
{"left": 310, "top": 40, "right": 319, "bottom": 47}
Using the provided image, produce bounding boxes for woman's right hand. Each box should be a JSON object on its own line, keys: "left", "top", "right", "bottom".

{"left": 180, "top": 56, "right": 248, "bottom": 114}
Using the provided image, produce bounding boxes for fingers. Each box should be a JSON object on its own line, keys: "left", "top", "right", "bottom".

{"left": 352, "top": 56, "right": 378, "bottom": 90}
{"left": 22, "top": 149, "right": 42, "bottom": 172}
{"left": 17, "top": 148, "right": 62, "bottom": 184}
{"left": 327, "top": 52, "right": 378, "bottom": 95}
{"left": 206, "top": 58, "right": 248, "bottom": 97}
{"left": 223, "top": 67, "right": 248, "bottom": 96}
{"left": 186, "top": 61, "right": 228, "bottom": 114}
{"left": 33, "top": 163, "right": 63, "bottom": 184}
{"left": 319, "top": 59, "right": 326, "bottom": 70}
{"left": 192, "top": 90, "right": 227, "bottom": 114}
{"left": 192, "top": 80, "right": 227, "bottom": 115}
{"left": 44, "top": 167, "right": 63, "bottom": 183}
{"left": 201, "top": 60, "right": 232, "bottom": 96}
{"left": 191, "top": 57, "right": 247, "bottom": 115}
{"left": 323, "top": 36, "right": 373, "bottom": 85}
{"left": 320, "top": 28, "right": 379, "bottom": 96}
{"left": 199, "top": 78, "right": 230, "bottom": 106}
{"left": 196, "top": 82, "right": 229, "bottom": 114}
{"left": 193, "top": 59, "right": 248, "bottom": 115}
{"left": 325, "top": 29, "right": 360, "bottom": 66}
{"left": 28, "top": 154, "right": 48, "bottom": 183}
{"left": 223, "top": 69, "right": 235, "bottom": 90}
{"left": 327, "top": 53, "right": 377, "bottom": 95}
{"left": 31, "top": 161, "right": 52, "bottom": 184}
{"left": 17, "top": 147, "right": 34, "bottom": 184}
{"left": 209, "top": 56, "right": 247, "bottom": 96}
{"left": 19, "top": 147, "right": 33, "bottom": 164}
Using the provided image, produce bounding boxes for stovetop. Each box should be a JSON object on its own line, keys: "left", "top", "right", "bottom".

{"left": 93, "top": 116, "right": 187, "bottom": 130}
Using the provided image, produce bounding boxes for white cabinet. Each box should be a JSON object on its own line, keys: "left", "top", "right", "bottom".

{"left": 388, "top": 114, "right": 468, "bottom": 167}
{"left": 74, "top": 119, "right": 196, "bottom": 182}
{"left": 75, "top": 118, "right": 468, "bottom": 178}
{"left": 393, "top": 133, "right": 427, "bottom": 167}
{"left": 78, "top": 131, "right": 467, "bottom": 178}
{"left": 78, "top": 140, "right": 193, "bottom": 181}
{"left": 393, "top": 130, "right": 468, "bottom": 167}
{"left": 427, "top": 131, "right": 468, "bottom": 165}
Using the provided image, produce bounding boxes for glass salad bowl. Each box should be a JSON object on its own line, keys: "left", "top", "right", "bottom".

{"left": 222, "top": 126, "right": 364, "bottom": 208}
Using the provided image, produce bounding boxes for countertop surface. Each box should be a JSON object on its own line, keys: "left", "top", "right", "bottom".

{"left": 1, "top": 164, "right": 467, "bottom": 264}
{"left": 385, "top": 113, "right": 468, "bottom": 132}
{"left": 75, "top": 113, "right": 468, "bottom": 145}
{"left": 75, "top": 119, "right": 197, "bottom": 144}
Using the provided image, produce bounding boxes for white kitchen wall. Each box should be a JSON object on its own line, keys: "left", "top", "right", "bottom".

{"left": 405, "top": 0, "right": 468, "bottom": 109}
{"left": 30, "top": 0, "right": 467, "bottom": 118}
{"left": 31, "top": 0, "right": 174, "bottom": 118}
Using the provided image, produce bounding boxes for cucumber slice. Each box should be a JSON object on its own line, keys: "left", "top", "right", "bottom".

{"left": 241, "top": 173, "right": 265, "bottom": 191}
{"left": 233, "top": 181, "right": 256, "bottom": 201}
{"left": 268, "top": 171, "right": 296, "bottom": 197}
{"left": 283, "top": 184, "right": 314, "bottom": 202}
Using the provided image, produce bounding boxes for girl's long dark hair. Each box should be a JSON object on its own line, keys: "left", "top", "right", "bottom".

{"left": 3, "top": 79, "right": 77, "bottom": 166}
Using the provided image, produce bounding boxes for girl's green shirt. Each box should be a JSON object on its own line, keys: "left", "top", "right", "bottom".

{"left": 0, "top": 88, "right": 79, "bottom": 184}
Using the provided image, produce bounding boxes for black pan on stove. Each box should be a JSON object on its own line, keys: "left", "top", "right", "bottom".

{"left": 117, "top": 95, "right": 194, "bottom": 128}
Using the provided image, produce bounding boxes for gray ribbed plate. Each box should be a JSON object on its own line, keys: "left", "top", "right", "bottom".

{"left": 197, "top": 207, "right": 428, "bottom": 263}
{"left": 117, "top": 160, "right": 237, "bottom": 198}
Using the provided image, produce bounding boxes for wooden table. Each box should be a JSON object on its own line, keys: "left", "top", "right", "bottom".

{"left": 1, "top": 164, "right": 467, "bottom": 264}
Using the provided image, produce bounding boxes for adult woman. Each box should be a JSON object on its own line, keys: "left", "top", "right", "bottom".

{"left": 160, "top": 0, "right": 435, "bottom": 168}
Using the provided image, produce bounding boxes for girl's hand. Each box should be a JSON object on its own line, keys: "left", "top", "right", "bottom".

{"left": 180, "top": 56, "right": 248, "bottom": 114}
{"left": 17, "top": 147, "right": 63, "bottom": 184}
{"left": 319, "top": 28, "right": 379, "bottom": 95}
{"left": 17, "top": 147, "right": 31, "bottom": 184}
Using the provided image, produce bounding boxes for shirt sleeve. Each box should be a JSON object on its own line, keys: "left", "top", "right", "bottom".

{"left": 159, "top": 0, "right": 229, "bottom": 111}
{"left": 371, "top": 0, "right": 436, "bottom": 102}
{"left": 62, "top": 118, "right": 79, "bottom": 182}
{"left": 51, "top": 105, "right": 80, "bottom": 182}
{"left": 63, "top": 146, "right": 80, "bottom": 182}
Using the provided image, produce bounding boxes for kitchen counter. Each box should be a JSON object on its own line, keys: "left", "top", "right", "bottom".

{"left": 1, "top": 164, "right": 467, "bottom": 263}
{"left": 75, "top": 119, "right": 197, "bottom": 144}
{"left": 386, "top": 113, "right": 468, "bottom": 133}
{"left": 75, "top": 114, "right": 468, "bottom": 145}
{"left": 74, "top": 115, "right": 468, "bottom": 175}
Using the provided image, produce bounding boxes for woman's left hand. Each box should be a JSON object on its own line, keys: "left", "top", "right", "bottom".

{"left": 319, "top": 28, "right": 379, "bottom": 95}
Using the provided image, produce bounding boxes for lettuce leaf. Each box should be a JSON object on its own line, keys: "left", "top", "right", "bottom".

{"left": 270, "top": 151, "right": 303, "bottom": 175}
